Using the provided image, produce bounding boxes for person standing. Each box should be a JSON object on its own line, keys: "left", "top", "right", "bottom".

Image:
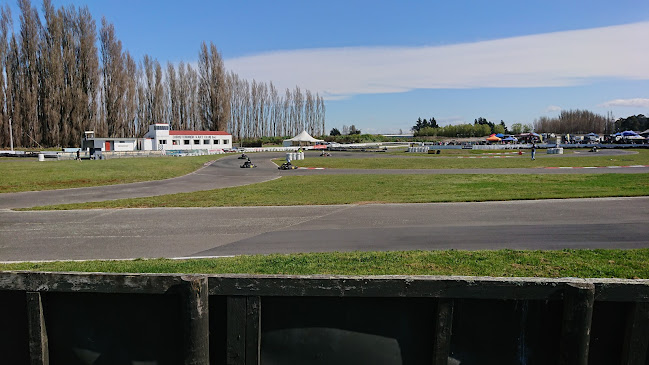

{"left": 531, "top": 143, "right": 536, "bottom": 160}
{"left": 76, "top": 149, "right": 80, "bottom": 161}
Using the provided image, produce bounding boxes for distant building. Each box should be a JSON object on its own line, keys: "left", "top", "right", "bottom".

{"left": 81, "top": 131, "right": 139, "bottom": 153}
{"left": 82, "top": 123, "right": 232, "bottom": 154}
{"left": 142, "top": 124, "right": 232, "bottom": 151}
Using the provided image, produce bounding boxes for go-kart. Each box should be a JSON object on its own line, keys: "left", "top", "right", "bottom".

{"left": 320, "top": 152, "right": 331, "bottom": 157}
{"left": 278, "top": 161, "right": 298, "bottom": 170}
{"left": 589, "top": 147, "right": 598, "bottom": 152}
{"left": 237, "top": 153, "right": 249, "bottom": 159}
{"left": 240, "top": 159, "right": 256, "bottom": 168}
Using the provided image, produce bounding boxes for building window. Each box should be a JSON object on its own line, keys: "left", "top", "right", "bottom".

{"left": 159, "top": 139, "right": 167, "bottom": 144}
{"left": 223, "top": 139, "right": 229, "bottom": 145}
{"left": 184, "top": 140, "right": 190, "bottom": 145}
{"left": 203, "top": 140, "right": 210, "bottom": 145}
{"left": 173, "top": 140, "right": 179, "bottom": 145}
{"left": 194, "top": 139, "right": 200, "bottom": 145}
{"left": 214, "top": 139, "right": 220, "bottom": 145}
{"left": 155, "top": 125, "right": 169, "bottom": 131}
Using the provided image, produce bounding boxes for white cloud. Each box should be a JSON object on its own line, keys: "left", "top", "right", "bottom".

{"left": 546, "top": 105, "right": 562, "bottom": 112}
{"left": 600, "top": 98, "right": 649, "bottom": 108}
{"left": 225, "top": 22, "right": 649, "bottom": 100}
{"left": 437, "top": 116, "right": 465, "bottom": 125}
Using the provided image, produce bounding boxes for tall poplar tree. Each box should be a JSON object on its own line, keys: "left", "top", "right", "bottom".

{"left": 197, "top": 41, "right": 230, "bottom": 131}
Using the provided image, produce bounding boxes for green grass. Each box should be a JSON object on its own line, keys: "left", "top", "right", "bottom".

{"left": 292, "top": 149, "right": 649, "bottom": 169}
{"left": 1, "top": 249, "right": 648, "bottom": 278}
{"left": 24, "top": 173, "right": 649, "bottom": 210}
{"left": 385, "top": 148, "right": 576, "bottom": 156}
{"left": 0, "top": 155, "right": 225, "bottom": 193}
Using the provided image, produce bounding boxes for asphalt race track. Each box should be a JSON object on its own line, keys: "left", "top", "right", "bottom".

{"left": 1, "top": 197, "right": 648, "bottom": 261}
{"left": 1, "top": 150, "right": 648, "bottom": 261}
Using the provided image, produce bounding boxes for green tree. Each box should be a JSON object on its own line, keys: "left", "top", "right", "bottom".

{"left": 330, "top": 127, "right": 340, "bottom": 136}
{"left": 615, "top": 114, "right": 648, "bottom": 132}
{"left": 493, "top": 124, "right": 505, "bottom": 134}
{"left": 510, "top": 123, "right": 523, "bottom": 134}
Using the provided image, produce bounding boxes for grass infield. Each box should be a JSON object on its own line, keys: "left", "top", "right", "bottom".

{"left": 0, "top": 155, "right": 222, "bottom": 193}
{"left": 1, "top": 249, "right": 648, "bottom": 278}
{"left": 23, "top": 173, "right": 649, "bottom": 210}
{"left": 289, "top": 149, "right": 649, "bottom": 169}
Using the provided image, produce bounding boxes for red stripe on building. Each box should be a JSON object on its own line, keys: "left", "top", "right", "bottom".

{"left": 169, "top": 130, "right": 230, "bottom": 136}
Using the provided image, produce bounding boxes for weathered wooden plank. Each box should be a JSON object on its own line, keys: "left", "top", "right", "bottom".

{"left": 208, "top": 275, "right": 568, "bottom": 300}
{"left": 559, "top": 282, "right": 595, "bottom": 365}
{"left": 180, "top": 276, "right": 209, "bottom": 365}
{"left": 227, "top": 296, "right": 247, "bottom": 365}
{"left": 432, "top": 298, "right": 454, "bottom": 365}
{"left": 594, "top": 281, "right": 649, "bottom": 302}
{"left": 0, "top": 271, "right": 186, "bottom": 294}
{"left": 621, "top": 302, "right": 649, "bottom": 365}
{"left": 245, "top": 296, "right": 261, "bottom": 365}
{"left": 26, "top": 292, "right": 49, "bottom": 365}
{"left": 2, "top": 273, "right": 648, "bottom": 302}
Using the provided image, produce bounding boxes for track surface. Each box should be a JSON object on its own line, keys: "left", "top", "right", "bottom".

{"left": 1, "top": 197, "right": 647, "bottom": 261}
{"left": 1, "top": 150, "right": 648, "bottom": 261}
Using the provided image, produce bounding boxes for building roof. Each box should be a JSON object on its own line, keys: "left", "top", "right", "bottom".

{"left": 169, "top": 130, "right": 230, "bottom": 136}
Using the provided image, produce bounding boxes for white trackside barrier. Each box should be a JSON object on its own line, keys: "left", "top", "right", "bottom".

{"left": 408, "top": 147, "right": 429, "bottom": 153}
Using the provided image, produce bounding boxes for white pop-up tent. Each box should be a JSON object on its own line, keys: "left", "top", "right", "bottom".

{"left": 282, "top": 131, "right": 325, "bottom": 147}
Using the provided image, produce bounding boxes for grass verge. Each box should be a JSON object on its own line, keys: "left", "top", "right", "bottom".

{"left": 23, "top": 173, "right": 649, "bottom": 210}
{"left": 1, "top": 249, "right": 648, "bottom": 278}
{"left": 290, "top": 149, "right": 649, "bottom": 169}
{"left": 0, "top": 155, "right": 224, "bottom": 193}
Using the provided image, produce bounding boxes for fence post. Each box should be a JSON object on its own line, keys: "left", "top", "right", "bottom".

{"left": 433, "top": 298, "right": 454, "bottom": 365}
{"left": 621, "top": 302, "right": 649, "bottom": 365}
{"left": 181, "top": 276, "right": 209, "bottom": 365}
{"left": 226, "top": 296, "right": 261, "bottom": 365}
{"left": 559, "top": 282, "right": 595, "bottom": 365}
{"left": 227, "top": 296, "right": 247, "bottom": 365}
{"left": 26, "top": 292, "right": 49, "bottom": 365}
{"left": 246, "top": 296, "right": 261, "bottom": 365}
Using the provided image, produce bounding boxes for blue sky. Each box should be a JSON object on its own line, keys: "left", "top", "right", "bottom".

{"left": 7, "top": 0, "right": 649, "bottom": 133}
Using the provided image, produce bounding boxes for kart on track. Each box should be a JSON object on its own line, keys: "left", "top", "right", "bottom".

{"left": 278, "top": 161, "right": 298, "bottom": 170}
{"left": 240, "top": 159, "right": 257, "bottom": 168}
{"left": 238, "top": 153, "right": 249, "bottom": 159}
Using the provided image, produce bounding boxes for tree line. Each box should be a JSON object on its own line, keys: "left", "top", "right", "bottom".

{"left": 411, "top": 117, "right": 519, "bottom": 137}
{"left": 614, "top": 114, "right": 648, "bottom": 133}
{"left": 0, "top": 0, "right": 325, "bottom": 149}
{"left": 533, "top": 110, "right": 613, "bottom": 134}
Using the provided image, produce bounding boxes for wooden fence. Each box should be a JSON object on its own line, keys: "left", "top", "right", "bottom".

{"left": 0, "top": 272, "right": 647, "bottom": 364}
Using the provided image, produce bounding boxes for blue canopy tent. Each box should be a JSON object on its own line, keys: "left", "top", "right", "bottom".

{"left": 502, "top": 136, "right": 518, "bottom": 142}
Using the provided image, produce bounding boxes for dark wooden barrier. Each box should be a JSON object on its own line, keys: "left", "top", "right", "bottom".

{"left": 0, "top": 272, "right": 648, "bottom": 364}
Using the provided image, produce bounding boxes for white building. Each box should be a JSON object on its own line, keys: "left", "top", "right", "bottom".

{"left": 82, "top": 124, "right": 232, "bottom": 154}
{"left": 143, "top": 124, "right": 232, "bottom": 151}
{"left": 82, "top": 131, "right": 139, "bottom": 152}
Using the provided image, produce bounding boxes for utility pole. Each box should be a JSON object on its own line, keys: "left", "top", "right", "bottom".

{"left": 9, "top": 116, "right": 13, "bottom": 152}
